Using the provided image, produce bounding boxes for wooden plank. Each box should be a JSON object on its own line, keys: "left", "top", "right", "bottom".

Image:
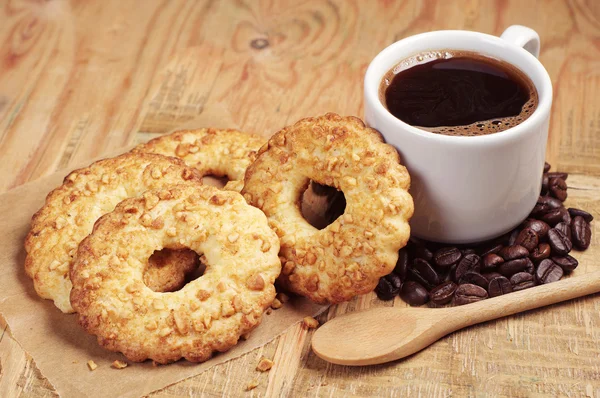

{"left": 1, "top": 0, "right": 599, "bottom": 397}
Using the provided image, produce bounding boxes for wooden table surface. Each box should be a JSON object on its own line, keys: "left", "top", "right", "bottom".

{"left": 1, "top": 0, "right": 600, "bottom": 396}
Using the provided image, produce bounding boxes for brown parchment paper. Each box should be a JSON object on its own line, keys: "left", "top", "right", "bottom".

{"left": 0, "top": 163, "right": 327, "bottom": 398}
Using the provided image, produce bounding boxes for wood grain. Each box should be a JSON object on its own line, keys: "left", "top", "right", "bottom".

{"left": 1, "top": 0, "right": 599, "bottom": 396}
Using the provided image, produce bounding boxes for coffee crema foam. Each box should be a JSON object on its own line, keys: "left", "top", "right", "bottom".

{"left": 379, "top": 50, "right": 539, "bottom": 137}
{"left": 421, "top": 99, "right": 537, "bottom": 136}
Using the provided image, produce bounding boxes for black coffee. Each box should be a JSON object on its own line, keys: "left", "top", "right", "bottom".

{"left": 380, "top": 50, "right": 538, "bottom": 136}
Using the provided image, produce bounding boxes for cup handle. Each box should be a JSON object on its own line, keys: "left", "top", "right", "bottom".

{"left": 500, "top": 25, "right": 540, "bottom": 58}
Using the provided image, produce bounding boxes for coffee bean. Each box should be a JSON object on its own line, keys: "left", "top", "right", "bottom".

{"left": 375, "top": 274, "right": 401, "bottom": 300}
{"left": 444, "top": 264, "right": 457, "bottom": 282}
{"left": 414, "top": 245, "right": 433, "bottom": 262}
{"left": 540, "top": 208, "right": 568, "bottom": 226}
{"left": 548, "top": 228, "right": 572, "bottom": 255}
{"left": 562, "top": 209, "right": 572, "bottom": 225}
{"left": 498, "top": 257, "right": 533, "bottom": 277}
{"left": 429, "top": 281, "right": 457, "bottom": 305}
{"left": 539, "top": 195, "right": 564, "bottom": 209}
{"left": 454, "top": 284, "right": 488, "bottom": 305}
{"left": 400, "top": 281, "right": 429, "bottom": 306}
{"left": 522, "top": 219, "right": 550, "bottom": 240}
{"left": 510, "top": 272, "right": 536, "bottom": 291}
{"left": 507, "top": 229, "right": 520, "bottom": 246}
{"left": 482, "top": 253, "right": 504, "bottom": 270}
{"left": 433, "top": 247, "right": 462, "bottom": 268}
{"left": 524, "top": 257, "right": 534, "bottom": 273}
{"left": 394, "top": 248, "right": 409, "bottom": 280}
{"left": 568, "top": 208, "right": 593, "bottom": 223}
{"left": 552, "top": 255, "right": 578, "bottom": 273}
{"left": 482, "top": 271, "right": 503, "bottom": 282}
{"left": 549, "top": 178, "right": 568, "bottom": 201}
{"left": 546, "top": 171, "right": 568, "bottom": 181}
{"left": 530, "top": 243, "right": 551, "bottom": 262}
{"left": 541, "top": 174, "right": 549, "bottom": 195}
{"left": 531, "top": 202, "right": 551, "bottom": 218}
{"left": 555, "top": 222, "right": 572, "bottom": 241}
{"left": 544, "top": 162, "right": 551, "bottom": 173}
{"left": 498, "top": 245, "right": 529, "bottom": 261}
{"left": 459, "top": 271, "right": 488, "bottom": 289}
{"left": 535, "top": 259, "right": 564, "bottom": 284}
{"left": 515, "top": 228, "right": 539, "bottom": 251}
{"left": 454, "top": 254, "right": 481, "bottom": 281}
{"left": 461, "top": 248, "right": 476, "bottom": 256}
{"left": 571, "top": 216, "right": 591, "bottom": 250}
{"left": 479, "top": 243, "right": 504, "bottom": 257}
{"left": 488, "top": 276, "right": 513, "bottom": 297}
{"left": 409, "top": 258, "right": 439, "bottom": 289}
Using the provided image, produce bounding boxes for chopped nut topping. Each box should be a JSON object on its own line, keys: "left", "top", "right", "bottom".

{"left": 246, "top": 380, "right": 259, "bottom": 391}
{"left": 111, "top": 360, "right": 128, "bottom": 369}
{"left": 228, "top": 232, "right": 240, "bottom": 243}
{"left": 283, "top": 261, "right": 295, "bottom": 275}
{"left": 151, "top": 216, "right": 165, "bottom": 229}
{"left": 209, "top": 194, "right": 227, "bottom": 205}
{"left": 271, "top": 298, "right": 282, "bottom": 309}
{"left": 175, "top": 143, "right": 190, "bottom": 157}
{"left": 196, "top": 289, "right": 211, "bottom": 301}
{"left": 276, "top": 292, "right": 290, "bottom": 303}
{"left": 87, "top": 360, "right": 98, "bottom": 371}
{"left": 303, "top": 316, "right": 319, "bottom": 329}
{"left": 150, "top": 167, "right": 163, "bottom": 179}
{"left": 340, "top": 245, "right": 353, "bottom": 257}
{"left": 306, "top": 274, "right": 319, "bottom": 292}
{"left": 256, "top": 356, "right": 274, "bottom": 372}
{"left": 261, "top": 239, "right": 271, "bottom": 252}
{"left": 246, "top": 273, "right": 265, "bottom": 290}
{"left": 159, "top": 327, "right": 172, "bottom": 337}
{"left": 152, "top": 299, "right": 165, "bottom": 310}
{"left": 145, "top": 320, "right": 158, "bottom": 331}
{"left": 232, "top": 295, "right": 244, "bottom": 312}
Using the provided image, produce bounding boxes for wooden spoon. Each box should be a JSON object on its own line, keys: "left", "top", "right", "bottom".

{"left": 312, "top": 271, "right": 600, "bottom": 366}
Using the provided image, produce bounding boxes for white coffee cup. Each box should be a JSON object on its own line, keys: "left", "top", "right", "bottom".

{"left": 364, "top": 25, "right": 553, "bottom": 244}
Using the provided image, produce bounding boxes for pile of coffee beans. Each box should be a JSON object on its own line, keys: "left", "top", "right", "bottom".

{"left": 376, "top": 162, "right": 594, "bottom": 306}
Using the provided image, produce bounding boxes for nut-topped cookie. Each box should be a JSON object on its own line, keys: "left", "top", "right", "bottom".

{"left": 242, "top": 113, "right": 413, "bottom": 304}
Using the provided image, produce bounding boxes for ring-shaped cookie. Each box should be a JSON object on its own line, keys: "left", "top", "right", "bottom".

{"left": 133, "top": 128, "right": 265, "bottom": 192}
{"left": 242, "top": 113, "right": 414, "bottom": 304}
{"left": 70, "top": 183, "right": 281, "bottom": 364}
{"left": 25, "top": 152, "right": 202, "bottom": 313}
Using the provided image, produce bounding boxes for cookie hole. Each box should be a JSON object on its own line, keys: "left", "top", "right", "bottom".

{"left": 144, "top": 249, "right": 205, "bottom": 293}
{"left": 301, "top": 181, "right": 346, "bottom": 230}
{"left": 202, "top": 174, "right": 230, "bottom": 189}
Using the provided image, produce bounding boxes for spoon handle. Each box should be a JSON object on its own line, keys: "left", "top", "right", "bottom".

{"left": 446, "top": 270, "right": 600, "bottom": 328}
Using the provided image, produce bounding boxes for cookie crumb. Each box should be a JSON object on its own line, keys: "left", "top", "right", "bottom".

{"left": 111, "top": 360, "right": 128, "bottom": 369}
{"left": 87, "top": 360, "right": 97, "bottom": 371}
{"left": 256, "top": 356, "right": 274, "bottom": 372}
{"left": 276, "top": 292, "right": 289, "bottom": 303}
{"left": 266, "top": 308, "right": 273, "bottom": 315}
{"left": 271, "top": 298, "right": 282, "bottom": 309}
{"left": 246, "top": 379, "right": 259, "bottom": 391}
{"left": 303, "top": 316, "right": 319, "bottom": 329}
